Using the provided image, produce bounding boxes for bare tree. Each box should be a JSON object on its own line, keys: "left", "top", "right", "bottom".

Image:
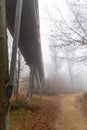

{"left": 45, "top": 1, "right": 87, "bottom": 91}
{"left": 7, "top": 31, "right": 26, "bottom": 99}
{"left": 15, "top": 50, "right": 26, "bottom": 100}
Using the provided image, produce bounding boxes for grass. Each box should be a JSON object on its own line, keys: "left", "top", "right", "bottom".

{"left": 77, "top": 92, "right": 87, "bottom": 119}
{"left": 78, "top": 92, "right": 87, "bottom": 104}
{"left": 83, "top": 93, "right": 87, "bottom": 100}
{"left": 11, "top": 100, "right": 40, "bottom": 111}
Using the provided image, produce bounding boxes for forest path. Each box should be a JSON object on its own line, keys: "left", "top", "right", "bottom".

{"left": 55, "top": 93, "right": 87, "bottom": 130}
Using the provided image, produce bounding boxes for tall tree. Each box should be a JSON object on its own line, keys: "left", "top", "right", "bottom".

{"left": 8, "top": 34, "right": 26, "bottom": 99}
{"left": 45, "top": 1, "right": 87, "bottom": 90}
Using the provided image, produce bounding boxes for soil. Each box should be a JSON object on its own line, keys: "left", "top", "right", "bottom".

{"left": 55, "top": 93, "right": 87, "bottom": 130}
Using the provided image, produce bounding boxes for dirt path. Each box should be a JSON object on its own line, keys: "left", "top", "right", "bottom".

{"left": 55, "top": 94, "right": 87, "bottom": 130}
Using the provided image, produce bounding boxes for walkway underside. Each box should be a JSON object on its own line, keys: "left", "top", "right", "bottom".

{"left": 6, "top": 0, "right": 44, "bottom": 82}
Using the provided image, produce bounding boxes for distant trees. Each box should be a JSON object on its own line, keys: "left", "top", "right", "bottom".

{"left": 15, "top": 50, "right": 25, "bottom": 100}
{"left": 66, "top": 0, "right": 87, "bottom": 45}
{"left": 45, "top": 0, "right": 87, "bottom": 90}
{"left": 8, "top": 31, "right": 26, "bottom": 99}
{"left": 8, "top": 31, "right": 41, "bottom": 99}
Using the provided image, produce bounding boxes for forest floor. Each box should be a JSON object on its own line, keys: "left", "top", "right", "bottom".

{"left": 9, "top": 95, "right": 60, "bottom": 130}
{"left": 9, "top": 93, "right": 87, "bottom": 130}
{"left": 55, "top": 93, "right": 87, "bottom": 130}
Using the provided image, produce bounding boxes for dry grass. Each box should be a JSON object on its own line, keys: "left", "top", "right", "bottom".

{"left": 76, "top": 92, "right": 87, "bottom": 117}
{"left": 9, "top": 95, "right": 60, "bottom": 130}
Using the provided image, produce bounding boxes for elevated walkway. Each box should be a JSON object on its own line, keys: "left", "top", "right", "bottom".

{"left": 6, "top": 0, "right": 44, "bottom": 82}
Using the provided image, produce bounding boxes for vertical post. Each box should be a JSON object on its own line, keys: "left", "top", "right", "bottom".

{"left": 9, "top": 0, "right": 23, "bottom": 87}
{"left": 7, "top": 0, "right": 23, "bottom": 103}
{"left": 27, "top": 65, "right": 34, "bottom": 99}
{"left": 15, "top": 50, "right": 21, "bottom": 100}
{"left": 35, "top": 68, "right": 42, "bottom": 99}
{"left": 0, "top": 0, "right": 9, "bottom": 130}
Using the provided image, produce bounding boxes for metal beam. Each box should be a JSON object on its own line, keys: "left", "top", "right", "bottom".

{"left": 27, "top": 65, "right": 34, "bottom": 98}
{"left": 9, "top": 0, "right": 23, "bottom": 87}
{"left": 34, "top": 67, "right": 42, "bottom": 98}
{"left": 0, "top": 0, "right": 9, "bottom": 129}
{"left": 6, "top": 0, "right": 23, "bottom": 103}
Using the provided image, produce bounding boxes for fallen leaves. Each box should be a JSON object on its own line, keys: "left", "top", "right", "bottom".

{"left": 9, "top": 96, "right": 60, "bottom": 130}
{"left": 76, "top": 93, "right": 87, "bottom": 117}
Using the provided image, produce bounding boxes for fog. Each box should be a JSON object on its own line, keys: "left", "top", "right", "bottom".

{"left": 8, "top": 0, "right": 87, "bottom": 94}
{"left": 38, "top": 0, "right": 87, "bottom": 93}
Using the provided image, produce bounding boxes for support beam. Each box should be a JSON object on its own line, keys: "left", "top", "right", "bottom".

{"left": 34, "top": 68, "right": 42, "bottom": 98}
{"left": 27, "top": 66, "right": 34, "bottom": 99}
{"left": 6, "top": 0, "right": 23, "bottom": 103}
{"left": 0, "top": 0, "right": 9, "bottom": 129}
{"left": 9, "top": 0, "right": 23, "bottom": 87}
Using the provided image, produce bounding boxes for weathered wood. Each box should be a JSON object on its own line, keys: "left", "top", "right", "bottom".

{"left": 0, "top": 0, "right": 9, "bottom": 129}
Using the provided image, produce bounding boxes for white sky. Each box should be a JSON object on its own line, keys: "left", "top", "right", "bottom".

{"left": 38, "top": 0, "right": 87, "bottom": 89}
{"left": 8, "top": 0, "right": 87, "bottom": 90}
{"left": 39, "top": 0, "right": 70, "bottom": 63}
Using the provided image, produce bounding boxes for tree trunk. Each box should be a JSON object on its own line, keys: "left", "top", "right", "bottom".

{"left": 0, "top": 0, "right": 9, "bottom": 129}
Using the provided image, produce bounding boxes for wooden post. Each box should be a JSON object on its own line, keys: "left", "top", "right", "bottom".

{"left": 0, "top": 0, "right": 9, "bottom": 130}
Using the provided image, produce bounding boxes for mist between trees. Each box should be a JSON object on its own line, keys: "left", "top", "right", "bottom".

{"left": 41, "top": 0, "right": 87, "bottom": 94}
{"left": 7, "top": 0, "right": 87, "bottom": 96}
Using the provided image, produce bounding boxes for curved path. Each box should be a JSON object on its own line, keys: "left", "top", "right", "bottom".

{"left": 55, "top": 94, "right": 87, "bottom": 130}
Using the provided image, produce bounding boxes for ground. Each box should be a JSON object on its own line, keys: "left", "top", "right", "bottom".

{"left": 55, "top": 93, "right": 87, "bottom": 130}
{"left": 9, "top": 95, "right": 60, "bottom": 130}
{"left": 9, "top": 93, "right": 87, "bottom": 130}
